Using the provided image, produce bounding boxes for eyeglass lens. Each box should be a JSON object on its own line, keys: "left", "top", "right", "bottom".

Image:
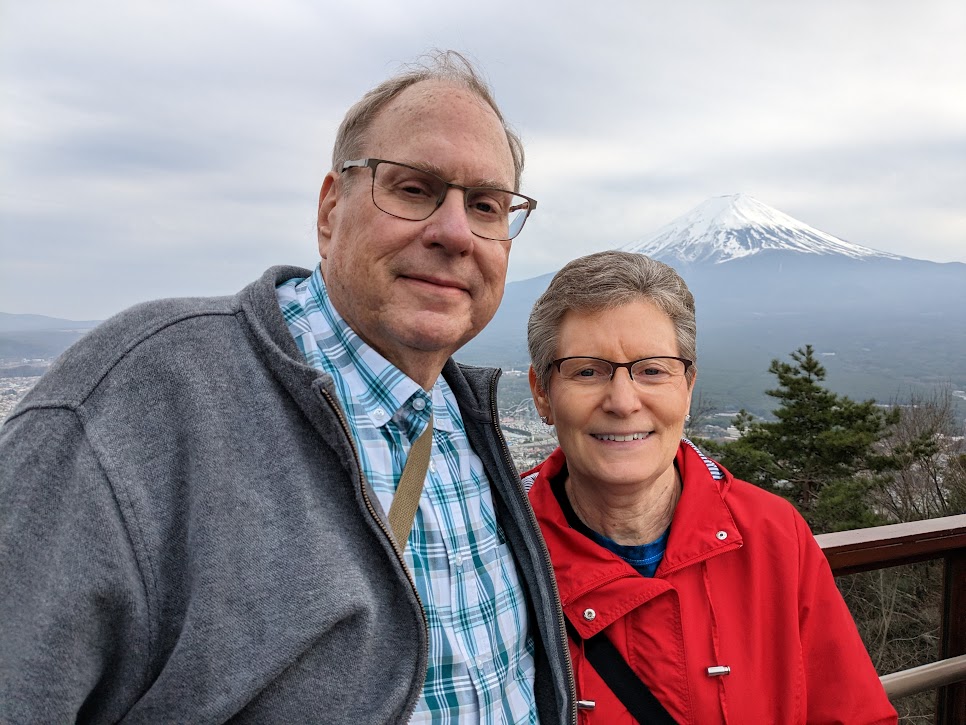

{"left": 557, "top": 357, "right": 688, "bottom": 384}
{"left": 371, "top": 161, "right": 531, "bottom": 241}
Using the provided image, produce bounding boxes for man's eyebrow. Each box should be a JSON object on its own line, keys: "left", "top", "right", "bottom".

{"left": 407, "top": 160, "right": 513, "bottom": 191}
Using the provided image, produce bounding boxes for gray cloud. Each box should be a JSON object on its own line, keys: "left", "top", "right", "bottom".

{"left": 2, "top": 0, "right": 964, "bottom": 318}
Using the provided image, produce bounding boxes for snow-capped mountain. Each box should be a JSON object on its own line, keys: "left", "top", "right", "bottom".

{"left": 460, "top": 193, "right": 965, "bottom": 413}
{"left": 622, "top": 194, "right": 904, "bottom": 264}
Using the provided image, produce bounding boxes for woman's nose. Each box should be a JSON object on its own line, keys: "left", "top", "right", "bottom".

{"left": 601, "top": 368, "right": 643, "bottom": 414}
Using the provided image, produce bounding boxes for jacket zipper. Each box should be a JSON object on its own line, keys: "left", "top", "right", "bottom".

{"left": 488, "top": 369, "right": 578, "bottom": 725}
{"left": 318, "top": 387, "right": 428, "bottom": 722}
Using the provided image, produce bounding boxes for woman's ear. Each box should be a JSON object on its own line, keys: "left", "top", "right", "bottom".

{"left": 528, "top": 366, "right": 553, "bottom": 425}
{"left": 685, "top": 370, "right": 698, "bottom": 426}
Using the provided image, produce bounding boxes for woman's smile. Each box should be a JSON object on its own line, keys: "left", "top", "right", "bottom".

{"left": 591, "top": 432, "right": 652, "bottom": 442}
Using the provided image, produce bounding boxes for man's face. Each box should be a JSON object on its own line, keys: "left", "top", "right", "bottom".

{"left": 317, "top": 80, "right": 517, "bottom": 385}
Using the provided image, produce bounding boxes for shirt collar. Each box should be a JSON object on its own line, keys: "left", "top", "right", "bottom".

{"left": 304, "top": 266, "right": 456, "bottom": 433}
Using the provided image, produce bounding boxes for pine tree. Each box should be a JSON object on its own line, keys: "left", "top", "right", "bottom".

{"left": 709, "top": 345, "right": 899, "bottom": 531}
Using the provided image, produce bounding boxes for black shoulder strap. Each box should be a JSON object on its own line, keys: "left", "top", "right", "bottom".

{"left": 579, "top": 626, "right": 678, "bottom": 724}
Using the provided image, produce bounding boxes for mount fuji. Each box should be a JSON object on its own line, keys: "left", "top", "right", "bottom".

{"left": 460, "top": 195, "right": 966, "bottom": 416}
{"left": 622, "top": 193, "right": 904, "bottom": 265}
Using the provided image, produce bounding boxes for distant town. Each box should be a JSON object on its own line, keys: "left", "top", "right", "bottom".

{"left": 2, "top": 360, "right": 754, "bottom": 472}
{"left": 6, "top": 354, "right": 963, "bottom": 478}
{"left": 0, "top": 358, "right": 50, "bottom": 421}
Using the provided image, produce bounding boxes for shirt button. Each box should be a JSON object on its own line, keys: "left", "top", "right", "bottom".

{"left": 716, "top": 530, "right": 728, "bottom": 540}
{"left": 412, "top": 397, "right": 426, "bottom": 411}
{"left": 373, "top": 408, "right": 387, "bottom": 420}
{"left": 583, "top": 608, "right": 596, "bottom": 621}
{"left": 429, "top": 460, "right": 437, "bottom": 473}
{"left": 454, "top": 555, "right": 464, "bottom": 567}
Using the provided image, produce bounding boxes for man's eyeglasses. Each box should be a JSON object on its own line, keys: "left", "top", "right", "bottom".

{"left": 551, "top": 356, "right": 693, "bottom": 387}
{"left": 340, "top": 158, "right": 537, "bottom": 241}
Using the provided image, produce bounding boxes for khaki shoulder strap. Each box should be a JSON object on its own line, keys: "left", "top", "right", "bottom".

{"left": 387, "top": 416, "right": 433, "bottom": 550}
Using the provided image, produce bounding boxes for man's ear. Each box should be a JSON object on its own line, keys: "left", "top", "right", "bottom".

{"left": 529, "top": 366, "right": 553, "bottom": 425}
{"left": 317, "top": 171, "right": 340, "bottom": 259}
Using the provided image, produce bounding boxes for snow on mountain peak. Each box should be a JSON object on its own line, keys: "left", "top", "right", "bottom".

{"left": 622, "top": 194, "right": 903, "bottom": 264}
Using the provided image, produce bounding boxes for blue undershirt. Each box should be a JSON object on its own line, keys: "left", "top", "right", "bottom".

{"left": 550, "top": 467, "right": 669, "bottom": 577}
{"left": 587, "top": 527, "right": 669, "bottom": 578}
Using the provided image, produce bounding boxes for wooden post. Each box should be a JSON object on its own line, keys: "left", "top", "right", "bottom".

{"left": 937, "top": 550, "right": 966, "bottom": 725}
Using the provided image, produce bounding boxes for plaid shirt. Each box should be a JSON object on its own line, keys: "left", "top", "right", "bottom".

{"left": 277, "top": 267, "right": 537, "bottom": 724}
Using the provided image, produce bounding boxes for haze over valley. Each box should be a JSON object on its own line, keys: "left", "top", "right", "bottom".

{"left": 4, "top": 195, "right": 965, "bottom": 439}
{"left": 462, "top": 195, "right": 966, "bottom": 427}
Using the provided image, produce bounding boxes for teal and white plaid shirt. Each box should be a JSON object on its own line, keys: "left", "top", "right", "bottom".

{"left": 277, "top": 267, "right": 537, "bottom": 724}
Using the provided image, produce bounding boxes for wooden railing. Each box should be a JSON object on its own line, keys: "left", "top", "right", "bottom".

{"left": 816, "top": 514, "right": 966, "bottom": 724}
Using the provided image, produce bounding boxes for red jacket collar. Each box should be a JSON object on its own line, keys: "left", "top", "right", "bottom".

{"left": 526, "top": 442, "right": 743, "bottom": 636}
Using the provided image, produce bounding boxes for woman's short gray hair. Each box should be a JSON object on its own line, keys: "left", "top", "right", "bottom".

{"left": 527, "top": 250, "right": 697, "bottom": 390}
{"left": 331, "top": 50, "right": 525, "bottom": 191}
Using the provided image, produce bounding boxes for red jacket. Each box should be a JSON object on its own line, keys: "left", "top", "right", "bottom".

{"left": 524, "top": 442, "right": 897, "bottom": 724}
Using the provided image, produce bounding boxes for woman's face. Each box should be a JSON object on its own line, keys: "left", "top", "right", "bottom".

{"left": 529, "top": 300, "right": 694, "bottom": 494}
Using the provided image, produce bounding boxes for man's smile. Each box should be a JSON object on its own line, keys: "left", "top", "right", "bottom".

{"left": 401, "top": 273, "right": 470, "bottom": 295}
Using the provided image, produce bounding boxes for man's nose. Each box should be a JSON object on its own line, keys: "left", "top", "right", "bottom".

{"left": 423, "top": 188, "right": 476, "bottom": 254}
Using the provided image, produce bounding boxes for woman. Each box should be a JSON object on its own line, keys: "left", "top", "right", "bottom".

{"left": 523, "top": 251, "right": 896, "bottom": 724}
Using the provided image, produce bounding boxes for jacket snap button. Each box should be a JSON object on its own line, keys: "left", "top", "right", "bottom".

{"left": 716, "top": 530, "right": 728, "bottom": 540}
{"left": 583, "top": 608, "right": 596, "bottom": 621}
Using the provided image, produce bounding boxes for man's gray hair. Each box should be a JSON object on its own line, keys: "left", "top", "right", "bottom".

{"left": 527, "top": 250, "right": 697, "bottom": 390}
{"left": 331, "top": 50, "right": 525, "bottom": 191}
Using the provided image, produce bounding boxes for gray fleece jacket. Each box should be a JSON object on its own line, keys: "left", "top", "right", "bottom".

{"left": 0, "top": 266, "right": 574, "bottom": 724}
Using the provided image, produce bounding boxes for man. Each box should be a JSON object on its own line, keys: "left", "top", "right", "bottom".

{"left": 0, "top": 52, "right": 574, "bottom": 723}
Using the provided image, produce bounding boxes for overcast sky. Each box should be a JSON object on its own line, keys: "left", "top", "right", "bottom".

{"left": 2, "top": 0, "right": 964, "bottom": 319}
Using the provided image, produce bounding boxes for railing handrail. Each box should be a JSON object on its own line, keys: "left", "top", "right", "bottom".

{"left": 879, "top": 654, "right": 966, "bottom": 699}
{"left": 816, "top": 514, "right": 966, "bottom": 576}
{"left": 815, "top": 513, "right": 966, "bottom": 719}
